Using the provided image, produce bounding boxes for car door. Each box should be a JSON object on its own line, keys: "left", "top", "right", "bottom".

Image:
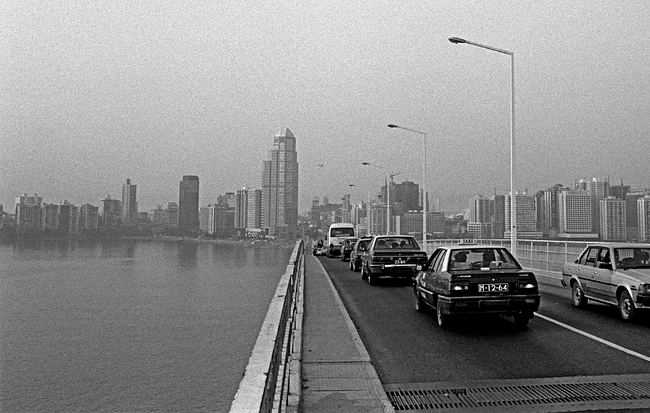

{"left": 420, "top": 249, "right": 444, "bottom": 306}
{"left": 591, "top": 247, "right": 615, "bottom": 302}
{"left": 576, "top": 247, "right": 599, "bottom": 296}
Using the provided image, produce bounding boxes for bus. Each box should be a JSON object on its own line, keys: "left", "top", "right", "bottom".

{"left": 327, "top": 223, "right": 356, "bottom": 257}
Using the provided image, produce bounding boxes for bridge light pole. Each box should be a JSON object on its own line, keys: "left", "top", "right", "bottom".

{"left": 448, "top": 36, "right": 517, "bottom": 257}
{"left": 387, "top": 124, "right": 428, "bottom": 249}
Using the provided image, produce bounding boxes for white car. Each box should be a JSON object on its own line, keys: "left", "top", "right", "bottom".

{"left": 561, "top": 243, "right": 650, "bottom": 320}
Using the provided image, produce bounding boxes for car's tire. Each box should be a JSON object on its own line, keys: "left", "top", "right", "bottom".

{"left": 572, "top": 282, "right": 588, "bottom": 308}
{"left": 513, "top": 312, "right": 532, "bottom": 328}
{"left": 436, "top": 297, "right": 450, "bottom": 328}
{"left": 618, "top": 291, "right": 635, "bottom": 321}
{"left": 415, "top": 291, "right": 426, "bottom": 313}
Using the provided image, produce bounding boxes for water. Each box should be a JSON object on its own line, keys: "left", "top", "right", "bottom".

{"left": 0, "top": 238, "right": 293, "bottom": 413}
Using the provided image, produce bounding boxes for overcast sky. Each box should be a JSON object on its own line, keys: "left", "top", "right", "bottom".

{"left": 2, "top": 1, "right": 649, "bottom": 214}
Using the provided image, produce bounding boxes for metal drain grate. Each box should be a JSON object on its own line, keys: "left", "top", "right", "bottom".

{"left": 385, "top": 377, "right": 650, "bottom": 411}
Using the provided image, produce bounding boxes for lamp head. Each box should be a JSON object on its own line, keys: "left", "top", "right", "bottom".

{"left": 449, "top": 37, "right": 467, "bottom": 44}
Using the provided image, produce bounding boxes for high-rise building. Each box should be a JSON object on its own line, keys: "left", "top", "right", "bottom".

{"left": 600, "top": 197, "right": 626, "bottom": 241}
{"left": 536, "top": 184, "right": 563, "bottom": 238}
{"left": 262, "top": 127, "right": 299, "bottom": 239}
{"left": 467, "top": 195, "right": 493, "bottom": 239}
{"left": 558, "top": 189, "right": 597, "bottom": 239}
{"left": 637, "top": 196, "right": 650, "bottom": 241}
{"left": 58, "top": 201, "right": 78, "bottom": 235}
{"left": 199, "top": 206, "right": 211, "bottom": 233}
{"left": 247, "top": 189, "right": 262, "bottom": 230}
{"left": 625, "top": 191, "right": 645, "bottom": 240}
{"left": 78, "top": 204, "right": 99, "bottom": 232}
{"left": 588, "top": 178, "right": 609, "bottom": 235}
{"left": 178, "top": 175, "right": 200, "bottom": 235}
{"left": 15, "top": 194, "right": 42, "bottom": 234}
{"left": 235, "top": 188, "right": 249, "bottom": 229}
{"left": 100, "top": 196, "right": 121, "bottom": 230}
{"left": 490, "top": 195, "right": 505, "bottom": 239}
{"left": 121, "top": 179, "right": 138, "bottom": 229}
{"left": 505, "top": 193, "right": 542, "bottom": 239}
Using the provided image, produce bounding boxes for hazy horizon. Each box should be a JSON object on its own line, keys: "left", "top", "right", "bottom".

{"left": 3, "top": 1, "right": 649, "bottom": 214}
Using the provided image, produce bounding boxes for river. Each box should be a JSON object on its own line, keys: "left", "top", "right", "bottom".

{"left": 0, "top": 238, "right": 293, "bottom": 413}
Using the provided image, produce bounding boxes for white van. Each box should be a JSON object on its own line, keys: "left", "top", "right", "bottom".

{"left": 327, "top": 223, "right": 355, "bottom": 257}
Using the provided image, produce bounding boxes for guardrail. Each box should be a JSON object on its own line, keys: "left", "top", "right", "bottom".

{"left": 425, "top": 239, "right": 589, "bottom": 272}
{"left": 229, "top": 240, "right": 305, "bottom": 413}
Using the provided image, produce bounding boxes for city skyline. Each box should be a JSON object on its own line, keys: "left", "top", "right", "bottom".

{"left": 3, "top": 2, "right": 650, "bottom": 216}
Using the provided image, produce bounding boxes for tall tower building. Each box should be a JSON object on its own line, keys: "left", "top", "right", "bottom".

{"left": 262, "top": 127, "right": 299, "bottom": 239}
{"left": 588, "top": 178, "right": 609, "bottom": 235}
{"left": 505, "top": 193, "right": 541, "bottom": 239}
{"left": 15, "top": 194, "right": 43, "bottom": 234}
{"left": 235, "top": 188, "right": 249, "bottom": 229}
{"left": 247, "top": 189, "right": 263, "bottom": 230}
{"left": 490, "top": 194, "right": 505, "bottom": 239}
{"left": 468, "top": 195, "right": 492, "bottom": 239}
{"left": 600, "top": 197, "right": 626, "bottom": 241}
{"left": 638, "top": 196, "right": 650, "bottom": 241}
{"left": 121, "top": 179, "right": 138, "bottom": 229}
{"left": 558, "top": 189, "right": 597, "bottom": 239}
{"left": 178, "top": 175, "right": 200, "bottom": 235}
{"left": 101, "top": 196, "right": 121, "bottom": 230}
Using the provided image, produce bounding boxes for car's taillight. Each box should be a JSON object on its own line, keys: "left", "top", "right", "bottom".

{"left": 518, "top": 281, "right": 537, "bottom": 289}
{"left": 451, "top": 282, "right": 470, "bottom": 291}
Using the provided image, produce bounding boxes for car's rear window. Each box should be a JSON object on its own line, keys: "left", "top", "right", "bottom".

{"left": 448, "top": 248, "right": 520, "bottom": 270}
{"left": 374, "top": 237, "right": 419, "bottom": 249}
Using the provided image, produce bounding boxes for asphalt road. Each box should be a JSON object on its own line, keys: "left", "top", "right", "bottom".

{"left": 317, "top": 256, "right": 650, "bottom": 386}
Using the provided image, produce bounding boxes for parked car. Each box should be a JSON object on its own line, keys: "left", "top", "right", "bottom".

{"left": 414, "top": 245, "right": 540, "bottom": 328}
{"left": 340, "top": 238, "right": 358, "bottom": 262}
{"left": 349, "top": 236, "right": 372, "bottom": 272}
{"left": 561, "top": 243, "right": 650, "bottom": 320}
{"left": 360, "top": 235, "right": 427, "bottom": 284}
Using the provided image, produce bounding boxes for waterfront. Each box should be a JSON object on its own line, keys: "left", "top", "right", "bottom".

{"left": 0, "top": 238, "right": 293, "bottom": 413}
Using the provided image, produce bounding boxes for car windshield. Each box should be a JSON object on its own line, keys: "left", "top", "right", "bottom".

{"left": 448, "top": 248, "right": 520, "bottom": 270}
{"left": 615, "top": 248, "right": 650, "bottom": 269}
{"left": 374, "top": 237, "right": 419, "bottom": 249}
{"left": 331, "top": 228, "right": 354, "bottom": 237}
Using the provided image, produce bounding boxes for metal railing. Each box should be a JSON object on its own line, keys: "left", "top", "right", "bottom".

{"left": 425, "top": 239, "right": 588, "bottom": 272}
{"left": 229, "top": 240, "right": 305, "bottom": 413}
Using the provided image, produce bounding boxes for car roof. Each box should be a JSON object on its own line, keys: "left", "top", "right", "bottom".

{"left": 586, "top": 242, "right": 650, "bottom": 249}
{"left": 439, "top": 244, "right": 510, "bottom": 252}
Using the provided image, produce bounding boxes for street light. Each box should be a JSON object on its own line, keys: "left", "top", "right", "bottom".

{"left": 387, "top": 124, "right": 428, "bottom": 249}
{"left": 362, "top": 162, "right": 392, "bottom": 234}
{"left": 448, "top": 36, "right": 517, "bottom": 257}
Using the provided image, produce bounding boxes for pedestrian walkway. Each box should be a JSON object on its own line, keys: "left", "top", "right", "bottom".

{"left": 302, "top": 253, "right": 395, "bottom": 412}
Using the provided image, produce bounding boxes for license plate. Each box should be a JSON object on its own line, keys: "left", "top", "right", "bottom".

{"left": 394, "top": 258, "right": 407, "bottom": 264}
{"left": 479, "top": 283, "right": 509, "bottom": 293}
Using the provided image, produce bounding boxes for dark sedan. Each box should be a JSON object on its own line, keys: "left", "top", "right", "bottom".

{"left": 348, "top": 236, "right": 372, "bottom": 272}
{"left": 414, "top": 245, "right": 540, "bottom": 328}
{"left": 340, "top": 238, "right": 358, "bottom": 262}
{"left": 360, "top": 235, "right": 427, "bottom": 284}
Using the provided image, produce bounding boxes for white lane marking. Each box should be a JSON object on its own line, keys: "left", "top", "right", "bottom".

{"left": 536, "top": 313, "right": 650, "bottom": 363}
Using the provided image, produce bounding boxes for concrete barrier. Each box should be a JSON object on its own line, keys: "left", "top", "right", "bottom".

{"left": 229, "top": 240, "right": 305, "bottom": 413}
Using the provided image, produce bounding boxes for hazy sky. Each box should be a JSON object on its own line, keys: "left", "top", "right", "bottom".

{"left": 3, "top": 1, "right": 649, "bottom": 213}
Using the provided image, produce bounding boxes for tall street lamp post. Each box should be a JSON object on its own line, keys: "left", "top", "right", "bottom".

{"left": 387, "top": 124, "right": 428, "bottom": 249}
{"left": 362, "top": 162, "right": 391, "bottom": 234}
{"left": 448, "top": 36, "right": 517, "bottom": 257}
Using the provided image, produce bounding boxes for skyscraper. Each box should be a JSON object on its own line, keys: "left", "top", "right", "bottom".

{"left": 638, "top": 196, "right": 650, "bottom": 241}
{"left": 121, "top": 179, "right": 138, "bottom": 229}
{"left": 235, "top": 188, "right": 249, "bottom": 229}
{"left": 558, "top": 189, "right": 597, "bottom": 239}
{"left": 262, "top": 127, "right": 299, "bottom": 239}
{"left": 247, "top": 189, "right": 262, "bottom": 230}
{"left": 600, "top": 197, "right": 626, "bottom": 241}
{"left": 178, "top": 175, "right": 200, "bottom": 235}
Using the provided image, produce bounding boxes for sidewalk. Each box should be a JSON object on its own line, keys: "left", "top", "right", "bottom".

{"left": 301, "top": 254, "right": 395, "bottom": 412}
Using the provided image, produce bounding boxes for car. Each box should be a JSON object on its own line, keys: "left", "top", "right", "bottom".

{"left": 360, "top": 235, "right": 427, "bottom": 284}
{"left": 327, "top": 223, "right": 355, "bottom": 258}
{"left": 340, "top": 238, "right": 358, "bottom": 262}
{"left": 349, "top": 236, "right": 372, "bottom": 272}
{"left": 414, "top": 245, "right": 541, "bottom": 328}
{"left": 315, "top": 247, "right": 326, "bottom": 257}
{"left": 561, "top": 243, "right": 650, "bottom": 321}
